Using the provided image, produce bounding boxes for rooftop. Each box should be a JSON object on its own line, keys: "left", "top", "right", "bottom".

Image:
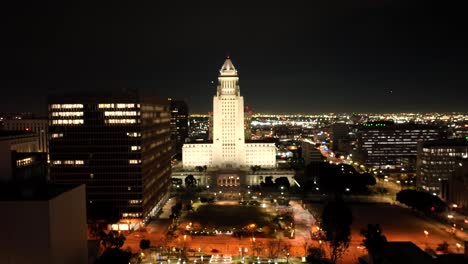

{"left": 0, "top": 183, "right": 82, "bottom": 201}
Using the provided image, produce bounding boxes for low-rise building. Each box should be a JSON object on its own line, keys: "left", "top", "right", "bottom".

{"left": 0, "top": 184, "right": 87, "bottom": 264}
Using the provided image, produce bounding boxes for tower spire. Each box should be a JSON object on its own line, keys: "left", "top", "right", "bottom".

{"left": 219, "top": 56, "right": 237, "bottom": 76}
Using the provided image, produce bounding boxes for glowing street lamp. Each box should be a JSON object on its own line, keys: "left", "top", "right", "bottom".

{"left": 456, "top": 243, "right": 462, "bottom": 253}
{"left": 423, "top": 230, "right": 429, "bottom": 246}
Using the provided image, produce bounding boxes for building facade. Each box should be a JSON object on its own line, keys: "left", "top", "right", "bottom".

{"left": 3, "top": 118, "right": 48, "bottom": 153}
{"left": 447, "top": 158, "right": 468, "bottom": 211}
{"left": 183, "top": 57, "right": 276, "bottom": 169}
{"left": 356, "top": 122, "right": 440, "bottom": 170}
{"left": 0, "top": 131, "right": 44, "bottom": 182}
{"left": 302, "top": 139, "right": 324, "bottom": 165}
{"left": 416, "top": 139, "right": 468, "bottom": 194}
{"left": 330, "top": 122, "right": 349, "bottom": 152}
{"left": 48, "top": 92, "right": 172, "bottom": 222}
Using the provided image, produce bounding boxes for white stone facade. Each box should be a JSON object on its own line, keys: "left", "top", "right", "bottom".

{"left": 183, "top": 58, "right": 276, "bottom": 169}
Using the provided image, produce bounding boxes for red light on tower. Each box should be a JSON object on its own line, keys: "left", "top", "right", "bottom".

{"left": 25, "top": 127, "right": 30, "bottom": 131}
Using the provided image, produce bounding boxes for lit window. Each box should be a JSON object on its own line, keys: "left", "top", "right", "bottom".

{"left": 50, "top": 104, "right": 83, "bottom": 109}
{"left": 51, "top": 119, "right": 84, "bottom": 125}
{"left": 51, "top": 111, "right": 83, "bottom": 117}
{"left": 129, "top": 159, "right": 141, "bottom": 164}
{"left": 117, "top": 103, "right": 135, "bottom": 108}
{"left": 105, "top": 119, "right": 137, "bottom": 124}
{"left": 126, "top": 132, "right": 141, "bottom": 137}
{"left": 104, "top": 111, "right": 138, "bottom": 116}
{"left": 131, "top": 146, "right": 141, "bottom": 151}
{"left": 51, "top": 133, "right": 64, "bottom": 138}
{"left": 75, "top": 160, "right": 84, "bottom": 165}
{"left": 52, "top": 160, "right": 62, "bottom": 165}
{"left": 98, "top": 103, "right": 115, "bottom": 108}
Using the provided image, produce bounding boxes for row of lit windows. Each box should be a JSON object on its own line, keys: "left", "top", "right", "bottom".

{"left": 16, "top": 157, "right": 33, "bottom": 167}
{"left": 52, "top": 119, "right": 84, "bottom": 125}
{"left": 129, "top": 159, "right": 141, "bottom": 164}
{"left": 50, "top": 104, "right": 83, "bottom": 109}
{"left": 105, "top": 119, "right": 138, "bottom": 124}
{"left": 104, "top": 111, "right": 139, "bottom": 116}
{"left": 122, "top": 212, "right": 142, "bottom": 218}
{"left": 51, "top": 111, "right": 84, "bottom": 117}
{"left": 51, "top": 133, "right": 64, "bottom": 138}
{"left": 129, "top": 200, "right": 142, "bottom": 204}
{"left": 98, "top": 103, "right": 139, "bottom": 109}
{"left": 52, "top": 160, "right": 84, "bottom": 165}
{"left": 131, "top": 146, "right": 141, "bottom": 151}
{"left": 127, "top": 132, "right": 141, "bottom": 137}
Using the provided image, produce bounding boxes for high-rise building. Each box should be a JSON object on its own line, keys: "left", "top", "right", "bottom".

{"left": 330, "top": 122, "right": 350, "bottom": 152}
{"left": 3, "top": 118, "right": 48, "bottom": 153}
{"left": 302, "top": 139, "right": 324, "bottom": 165}
{"left": 356, "top": 122, "right": 441, "bottom": 170}
{"left": 188, "top": 114, "right": 210, "bottom": 141}
{"left": 48, "top": 92, "right": 172, "bottom": 223}
{"left": 416, "top": 139, "right": 468, "bottom": 194}
{"left": 447, "top": 157, "right": 468, "bottom": 211}
{"left": 183, "top": 57, "right": 276, "bottom": 169}
{"left": 169, "top": 99, "right": 189, "bottom": 156}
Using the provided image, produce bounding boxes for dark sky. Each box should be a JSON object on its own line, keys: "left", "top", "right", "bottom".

{"left": 1, "top": 0, "right": 467, "bottom": 114}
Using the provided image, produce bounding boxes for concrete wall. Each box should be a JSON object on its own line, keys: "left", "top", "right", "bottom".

{"left": 49, "top": 184, "right": 87, "bottom": 264}
{"left": 0, "top": 185, "right": 87, "bottom": 264}
{"left": 0, "top": 201, "right": 51, "bottom": 264}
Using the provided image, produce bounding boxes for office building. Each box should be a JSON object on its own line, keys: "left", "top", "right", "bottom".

{"left": 169, "top": 99, "right": 189, "bottom": 156}
{"left": 0, "top": 130, "right": 45, "bottom": 182}
{"left": 330, "top": 122, "right": 349, "bottom": 152}
{"left": 302, "top": 139, "right": 324, "bottom": 165}
{"left": 417, "top": 139, "right": 468, "bottom": 194}
{"left": 447, "top": 158, "right": 468, "bottom": 211}
{"left": 48, "top": 92, "right": 172, "bottom": 223}
{"left": 3, "top": 118, "right": 48, "bottom": 153}
{"left": 356, "top": 122, "right": 440, "bottom": 170}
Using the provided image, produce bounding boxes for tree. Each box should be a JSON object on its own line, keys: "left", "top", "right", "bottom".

{"left": 321, "top": 195, "right": 352, "bottom": 263}
{"left": 95, "top": 248, "right": 132, "bottom": 264}
{"left": 99, "top": 230, "right": 126, "bottom": 250}
{"left": 140, "top": 239, "right": 151, "bottom": 250}
{"left": 396, "top": 189, "right": 447, "bottom": 213}
{"left": 195, "top": 166, "right": 204, "bottom": 173}
{"left": 360, "top": 224, "right": 387, "bottom": 263}
{"left": 306, "top": 247, "right": 330, "bottom": 264}
{"left": 96, "top": 231, "right": 130, "bottom": 264}
{"left": 185, "top": 174, "right": 197, "bottom": 188}
{"left": 275, "top": 177, "right": 291, "bottom": 189}
{"left": 436, "top": 241, "right": 449, "bottom": 254}
{"left": 251, "top": 165, "right": 261, "bottom": 174}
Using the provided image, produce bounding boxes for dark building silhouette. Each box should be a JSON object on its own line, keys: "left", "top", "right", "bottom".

{"left": 169, "top": 99, "right": 189, "bottom": 157}
{"left": 48, "top": 92, "right": 172, "bottom": 224}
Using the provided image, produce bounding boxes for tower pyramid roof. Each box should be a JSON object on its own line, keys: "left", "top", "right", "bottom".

{"left": 219, "top": 56, "right": 237, "bottom": 76}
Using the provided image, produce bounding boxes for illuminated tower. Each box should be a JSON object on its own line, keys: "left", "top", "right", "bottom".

{"left": 211, "top": 57, "right": 246, "bottom": 168}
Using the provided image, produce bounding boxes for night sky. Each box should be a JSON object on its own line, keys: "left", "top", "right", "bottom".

{"left": 2, "top": 1, "right": 467, "bottom": 114}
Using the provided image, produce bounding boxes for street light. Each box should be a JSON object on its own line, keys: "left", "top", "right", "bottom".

{"left": 456, "top": 243, "right": 462, "bottom": 253}
{"left": 423, "top": 230, "right": 429, "bottom": 247}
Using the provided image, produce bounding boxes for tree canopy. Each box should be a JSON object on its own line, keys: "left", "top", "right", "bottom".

{"left": 396, "top": 189, "right": 447, "bottom": 213}
{"left": 321, "top": 195, "right": 353, "bottom": 263}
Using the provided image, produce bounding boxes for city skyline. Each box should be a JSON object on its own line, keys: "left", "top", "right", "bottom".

{"left": 2, "top": 1, "right": 467, "bottom": 114}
